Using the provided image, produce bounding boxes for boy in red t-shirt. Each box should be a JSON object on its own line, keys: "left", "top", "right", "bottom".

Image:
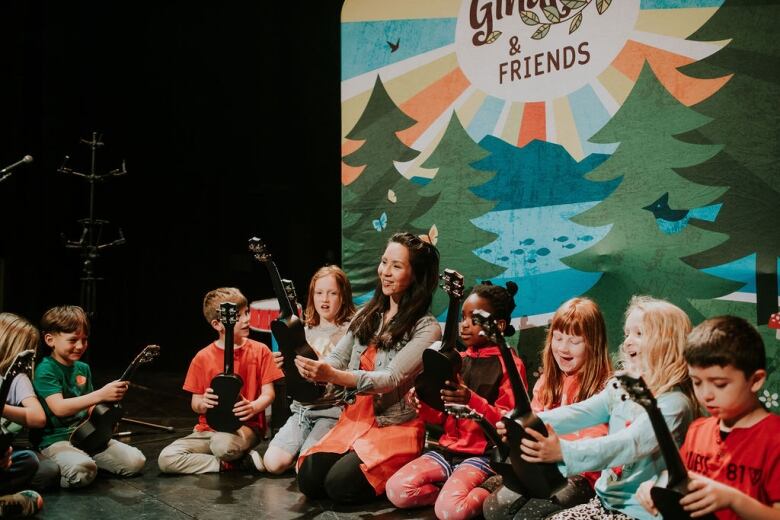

{"left": 637, "top": 315, "right": 780, "bottom": 520}
{"left": 157, "top": 287, "right": 283, "bottom": 474}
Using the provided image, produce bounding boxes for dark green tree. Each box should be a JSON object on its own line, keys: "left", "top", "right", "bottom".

{"left": 341, "top": 76, "right": 426, "bottom": 294}
{"left": 411, "top": 112, "right": 504, "bottom": 315}
{"left": 563, "top": 63, "right": 742, "bottom": 345}
{"left": 678, "top": 0, "right": 780, "bottom": 324}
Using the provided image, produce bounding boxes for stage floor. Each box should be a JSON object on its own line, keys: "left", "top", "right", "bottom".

{"left": 31, "top": 371, "right": 436, "bottom": 520}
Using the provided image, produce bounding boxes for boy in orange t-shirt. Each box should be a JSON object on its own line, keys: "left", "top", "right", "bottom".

{"left": 157, "top": 287, "right": 283, "bottom": 474}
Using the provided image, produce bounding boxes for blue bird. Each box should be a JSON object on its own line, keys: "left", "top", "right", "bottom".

{"left": 642, "top": 192, "right": 722, "bottom": 234}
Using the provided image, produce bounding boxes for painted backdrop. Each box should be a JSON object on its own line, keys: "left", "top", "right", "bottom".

{"left": 340, "top": 0, "right": 780, "bottom": 403}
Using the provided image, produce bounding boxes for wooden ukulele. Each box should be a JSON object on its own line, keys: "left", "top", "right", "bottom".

{"left": 415, "top": 268, "right": 465, "bottom": 411}
{"left": 471, "top": 309, "right": 567, "bottom": 498}
{"left": 205, "top": 303, "right": 244, "bottom": 432}
{"left": 0, "top": 350, "right": 36, "bottom": 453}
{"left": 70, "top": 345, "right": 159, "bottom": 455}
{"left": 614, "top": 373, "right": 715, "bottom": 520}
{"left": 248, "top": 237, "right": 325, "bottom": 404}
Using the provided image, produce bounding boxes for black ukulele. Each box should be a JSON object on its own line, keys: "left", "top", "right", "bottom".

{"left": 71, "top": 345, "right": 160, "bottom": 454}
{"left": 444, "top": 402, "right": 527, "bottom": 493}
{"left": 248, "top": 237, "right": 325, "bottom": 404}
{"left": 614, "top": 373, "right": 716, "bottom": 520}
{"left": 471, "top": 309, "right": 567, "bottom": 498}
{"left": 0, "top": 350, "right": 36, "bottom": 453}
{"left": 415, "top": 268, "right": 465, "bottom": 411}
{"left": 205, "top": 303, "right": 244, "bottom": 432}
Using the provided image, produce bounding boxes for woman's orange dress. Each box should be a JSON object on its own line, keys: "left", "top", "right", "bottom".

{"left": 297, "top": 345, "right": 425, "bottom": 494}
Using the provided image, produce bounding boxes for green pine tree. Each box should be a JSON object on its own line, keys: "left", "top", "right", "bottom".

{"left": 562, "top": 63, "right": 742, "bottom": 346}
{"left": 411, "top": 112, "right": 504, "bottom": 315}
{"left": 341, "top": 75, "right": 426, "bottom": 294}
{"left": 677, "top": 0, "right": 780, "bottom": 324}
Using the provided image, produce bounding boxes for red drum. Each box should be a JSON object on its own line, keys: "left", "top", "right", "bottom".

{"left": 249, "top": 299, "right": 302, "bottom": 332}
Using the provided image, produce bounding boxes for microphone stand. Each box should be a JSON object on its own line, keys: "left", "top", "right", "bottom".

{"left": 60, "top": 134, "right": 172, "bottom": 436}
{"left": 59, "top": 132, "right": 127, "bottom": 319}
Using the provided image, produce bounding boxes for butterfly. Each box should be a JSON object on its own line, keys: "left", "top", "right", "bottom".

{"left": 372, "top": 212, "right": 387, "bottom": 232}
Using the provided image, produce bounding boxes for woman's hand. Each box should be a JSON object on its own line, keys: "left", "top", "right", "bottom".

{"left": 295, "top": 355, "right": 334, "bottom": 384}
{"left": 520, "top": 424, "right": 563, "bottom": 463}
{"left": 441, "top": 379, "right": 471, "bottom": 405}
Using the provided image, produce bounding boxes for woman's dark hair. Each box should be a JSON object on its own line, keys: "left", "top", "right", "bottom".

{"left": 350, "top": 232, "right": 440, "bottom": 349}
{"left": 471, "top": 280, "right": 519, "bottom": 337}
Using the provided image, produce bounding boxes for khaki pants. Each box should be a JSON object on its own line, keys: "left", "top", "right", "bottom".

{"left": 157, "top": 429, "right": 258, "bottom": 474}
{"left": 42, "top": 439, "right": 146, "bottom": 489}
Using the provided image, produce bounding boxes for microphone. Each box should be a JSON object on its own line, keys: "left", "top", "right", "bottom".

{"left": 0, "top": 155, "right": 33, "bottom": 174}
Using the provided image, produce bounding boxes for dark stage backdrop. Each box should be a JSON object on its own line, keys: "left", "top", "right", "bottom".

{"left": 0, "top": 2, "right": 344, "bottom": 372}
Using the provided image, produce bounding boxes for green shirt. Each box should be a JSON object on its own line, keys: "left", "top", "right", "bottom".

{"left": 32, "top": 356, "right": 93, "bottom": 449}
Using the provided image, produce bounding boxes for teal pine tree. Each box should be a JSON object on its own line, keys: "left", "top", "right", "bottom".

{"left": 562, "top": 63, "right": 742, "bottom": 346}
{"left": 411, "top": 112, "right": 504, "bottom": 315}
{"left": 341, "top": 75, "right": 426, "bottom": 294}
{"left": 678, "top": 0, "right": 780, "bottom": 324}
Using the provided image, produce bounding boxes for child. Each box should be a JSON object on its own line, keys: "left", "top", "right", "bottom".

{"left": 512, "top": 295, "right": 697, "bottom": 520}
{"left": 637, "top": 315, "right": 780, "bottom": 519}
{"left": 0, "top": 448, "right": 42, "bottom": 518}
{"left": 484, "top": 297, "right": 613, "bottom": 519}
{"left": 157, "top": 287, "right": 284, "bottom": 474}
{"left": 32, "top": 305, "right": 146, "bottom": 488}
{"left": 385, "top": 281, "right": 527, "bottom": 520}
{"left": 0, "top": 313, "right": 47, "bottom": 515}
{"left": 263, "top": 265, "right": 356, "bottom": 474}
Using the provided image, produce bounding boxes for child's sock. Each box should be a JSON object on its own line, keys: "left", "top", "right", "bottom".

{"left": 0, "top": 490, "right": 43, "bottom": 518}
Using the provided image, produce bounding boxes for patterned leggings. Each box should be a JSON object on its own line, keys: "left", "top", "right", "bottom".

{"left": 385, "top": 450, "right": 494, "bottom": 520}
{"left": 548, "top": 497, "right": 633, "bottom": 520}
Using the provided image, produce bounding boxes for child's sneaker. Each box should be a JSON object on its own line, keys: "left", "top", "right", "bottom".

{"left": 0, "top": 490, "right": 43, "bottom": 517}
{"left": 237, "top": 449, "right": 265, "bottom": 474}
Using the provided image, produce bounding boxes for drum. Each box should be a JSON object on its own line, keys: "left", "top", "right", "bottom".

{"left": 250, "top": 299, "right": 302, "bottom": 332}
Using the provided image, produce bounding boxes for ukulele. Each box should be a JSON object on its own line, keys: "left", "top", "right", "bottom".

{"left": 205, "top": 302, "right": 244, "bottom": 432}
{"left": 248, "top": 237, "right": 325, "bottom": 404}
{"left": 614, "top": 373, "right": 716, "bottom": 520}
{"left": 0, "top": 350, "right": 36, "bottom": 453}
{"left": 415, "top": 268, "right": 465, "bottom": 411}
{"left": 444, "top": 402, "right": 527, "bottom": 493}
{"left": 70, "top": 345, "right": 159, "bottom": 455}
{"left": 471, "top": 309, "right": 567, "bottom": 499}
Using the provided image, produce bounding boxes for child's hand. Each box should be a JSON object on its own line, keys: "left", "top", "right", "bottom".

{"left": 232, "top": 397, "right": 257, "bottom": 421}
{"left": 680, "top": 471, "right": 735, "bottom": 517}
{"left": 441, "top": 379, "right": 471, "bottom": 405}
{"left": 294, "top": 355, "right": 333, "bottom": 383}
{"left": 636, "top": 478, "right": 659, "bottom": 515}
{"left": 100, "top": 380, "right": 129, "bottom": 402}
{"left": 272, "top": 351, "right": 283, "bottom": 370}
{"left": 520, "top": 423, "right": 562, "bottom": 463}
{"left": 496, "top": 420, "right": 508, "bottom": 443}
{"left": 0, "top": 447, "right": 11, "bottom": 470}
{"left": 408, "top": 387, "right": 421, "bottom": 411}
{"left": 201, "top": 387, "right": 219, "bottom": 410}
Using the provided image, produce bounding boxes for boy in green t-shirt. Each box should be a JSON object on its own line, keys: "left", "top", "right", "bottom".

{"left": 32, "top": 305, "right": 146, "bottom": 488}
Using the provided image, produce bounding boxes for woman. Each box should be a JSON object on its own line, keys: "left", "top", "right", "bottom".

{"left": 294, "top": 232, "right": 441, "bottom": 504}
